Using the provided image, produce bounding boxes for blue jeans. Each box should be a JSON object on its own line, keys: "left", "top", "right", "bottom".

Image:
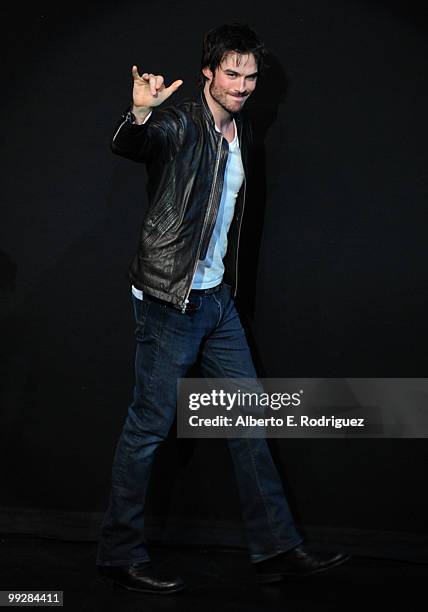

{"left": 96, "top": 283, "right": 302, "bottom": 566}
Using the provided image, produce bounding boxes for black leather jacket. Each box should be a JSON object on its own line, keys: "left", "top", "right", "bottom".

{"left": 111, "top": 91, "right": 253, "bottom": 312}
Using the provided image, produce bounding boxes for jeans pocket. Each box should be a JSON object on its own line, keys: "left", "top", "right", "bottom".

{"left": 132, "top": 293, "right": 148, "bottom": 327}
{"left": 185, "top": 294, "right": 202, "bottom": 313}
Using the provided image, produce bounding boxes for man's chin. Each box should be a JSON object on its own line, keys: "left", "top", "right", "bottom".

{"left": 211, "top": 93, "right": 248, "bottom": 115}
{"left": 227, "top": 97, "right": 248, "bottom": 112}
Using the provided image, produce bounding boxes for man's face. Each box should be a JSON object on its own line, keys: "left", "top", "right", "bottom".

{"left": 203, "top": 52, "right": 258, "bottom": 114}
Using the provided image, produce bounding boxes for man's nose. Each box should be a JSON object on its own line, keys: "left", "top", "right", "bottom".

{"left": 236, "top": 77, "right": 246, "bottom": 92}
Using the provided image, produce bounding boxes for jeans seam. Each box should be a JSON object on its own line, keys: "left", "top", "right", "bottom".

{"left": 143, "top": 304, "right": 167, "bottom": 404}
{"left": 212, "top": 292, "right": 223, "bottom": 327}
{"left": 133, "top": 296, "right": 150, "bottom": 336}
{"left": 244, "top": 437, "right": 286, "bottom": 550}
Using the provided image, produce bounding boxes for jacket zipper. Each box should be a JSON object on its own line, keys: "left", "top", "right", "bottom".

{"left": 181, "top": 133, "right": 224, "bottom": 312}
{"left": 233, "top": 119, "right": 246, "bottom": 298}
{"left": 112, "top": 120, "right": 126, "bottom": 143}
{"left": 233, "top": 176, "right": 247, "bottom": 298}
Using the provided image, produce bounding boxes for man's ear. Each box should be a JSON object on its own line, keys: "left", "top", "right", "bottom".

{"left": 202, "top": 66, "right": 213, "bottom": 82}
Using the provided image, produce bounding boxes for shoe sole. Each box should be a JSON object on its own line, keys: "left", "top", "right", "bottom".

{"left": 256, "top": 554, "right": 351, "bottom": 584}
{"left": 99, "top": 575, "right": 186, "bottom": 595}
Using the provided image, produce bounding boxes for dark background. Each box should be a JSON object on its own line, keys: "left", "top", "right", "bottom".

{"left": 1, "top": 0, "right": 427, "bottom": 561}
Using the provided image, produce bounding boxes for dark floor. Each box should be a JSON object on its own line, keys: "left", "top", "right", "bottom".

{"left": 0, "top": 536, "right": 427, "bottom": 611}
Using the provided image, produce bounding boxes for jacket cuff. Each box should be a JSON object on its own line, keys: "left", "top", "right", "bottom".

{"left": 125, "top": 109, "right": 153, "bottom": 125}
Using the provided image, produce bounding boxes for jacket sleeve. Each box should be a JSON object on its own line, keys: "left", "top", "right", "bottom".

{"left": 111, "top": 105, "right": 185, "bottom": 164}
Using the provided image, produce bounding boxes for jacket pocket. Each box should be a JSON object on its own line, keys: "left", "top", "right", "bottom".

{"left": 143, "top": 203, "right": 178, "bottom": 247}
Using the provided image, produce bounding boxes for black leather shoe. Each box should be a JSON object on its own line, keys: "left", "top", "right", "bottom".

{"left": 97, "top": 562, "right": 185, "bottom": 594}
{"left": 254, "top": 545, "right": 350, "bottom": 583}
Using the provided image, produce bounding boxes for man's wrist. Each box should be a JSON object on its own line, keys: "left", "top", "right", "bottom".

{"left": 131, "top": 106, "right": 152, "bottom": 124}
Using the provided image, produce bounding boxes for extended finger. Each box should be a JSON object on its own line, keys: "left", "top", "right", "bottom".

{"left": 132, "top": 65, "right": 141, "bottom": 80}
{"left": 165, "top": 79, "right": 184, "bottom": 95}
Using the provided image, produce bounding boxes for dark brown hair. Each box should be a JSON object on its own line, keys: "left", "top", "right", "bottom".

{"left": 199, "top": 22, "right": 267, "bottom": 87}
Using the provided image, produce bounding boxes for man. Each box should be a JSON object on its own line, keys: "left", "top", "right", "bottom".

{"left": 96, "top": 23, "right": 348, "bottom": 594}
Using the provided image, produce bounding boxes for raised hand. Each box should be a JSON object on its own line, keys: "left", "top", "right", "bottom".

{"left": 132, "top": 65, "right": 183, "bottom": 112}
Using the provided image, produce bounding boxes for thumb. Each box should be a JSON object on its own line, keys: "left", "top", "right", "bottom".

{"left": 165, "top": 79, "right": 183, "bottom": 96}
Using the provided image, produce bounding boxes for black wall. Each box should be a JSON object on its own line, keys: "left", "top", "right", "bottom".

{"left": 1, "top": 1, "right": 427, "bottom": 556}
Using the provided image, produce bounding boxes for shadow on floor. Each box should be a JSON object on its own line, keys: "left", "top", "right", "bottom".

{"left": 0, "top": 536, "right": 427, "bottom": 611}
